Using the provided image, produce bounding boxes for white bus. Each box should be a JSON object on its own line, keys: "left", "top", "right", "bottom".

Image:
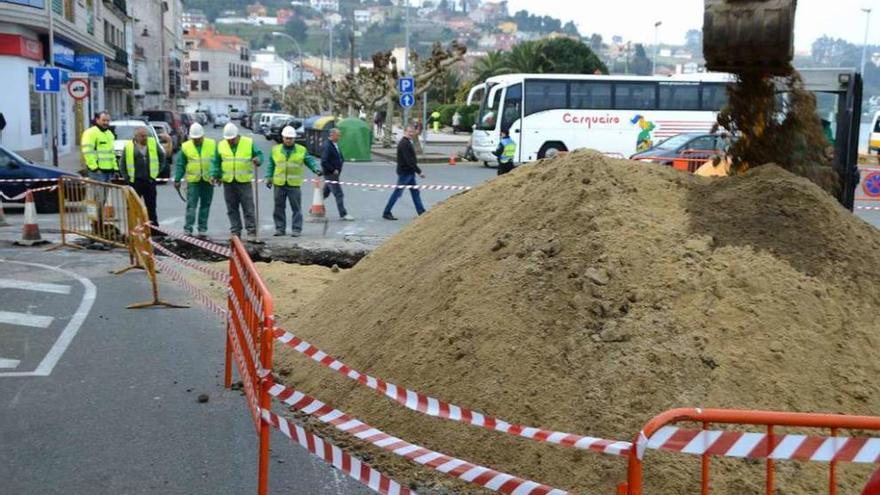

{"left": 467, "top": 73, "right": 733, "bottom": 164}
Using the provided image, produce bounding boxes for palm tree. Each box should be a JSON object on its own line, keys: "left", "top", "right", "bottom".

{"left": 471, "top": 51, "right": 510, "bottom": 81}
{"left": 505, "top": 41, "right": 547, "bottom": 74}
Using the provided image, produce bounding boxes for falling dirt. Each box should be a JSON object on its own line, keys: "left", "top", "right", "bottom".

{"left": 715, "top": 67, "right": 839, "bottom": 195}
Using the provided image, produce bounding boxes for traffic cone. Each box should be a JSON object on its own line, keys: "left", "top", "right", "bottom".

{"left": 14, "top": 190, "right": 48, "bottom": 246}
{"left": 449, "top": 153, "right": 457, "bottom": 166}
{"left": 308, "top": 178, "right": 326, "bottom": 218}
{"left": 0, "top": 195, "right": 9, "bottom": 227}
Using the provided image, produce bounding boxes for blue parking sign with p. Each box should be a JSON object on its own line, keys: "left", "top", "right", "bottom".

{"left": 398, "top": 77, "right": 414, "bottom": 94}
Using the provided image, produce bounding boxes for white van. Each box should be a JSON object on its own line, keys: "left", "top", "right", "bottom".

{"left": 870, "top": 111, "right": 880, "bottom": 154}
{"left": 257, "top": 113, "right": 288, "bottom": 135}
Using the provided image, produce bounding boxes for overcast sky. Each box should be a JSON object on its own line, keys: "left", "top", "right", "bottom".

{"left": 491, "top": 0, "right": 880, "bottom": 53}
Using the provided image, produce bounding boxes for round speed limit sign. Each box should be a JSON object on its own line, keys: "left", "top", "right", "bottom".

{"left": 67, "top": 79, "right": 90, "bottom": 100}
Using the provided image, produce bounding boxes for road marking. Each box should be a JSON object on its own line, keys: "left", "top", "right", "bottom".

{"left": 0, "top": 311, "right": 54, "bottom": 328}
{"left": 0, "top": 358, "right": 20, "bottom": 369}
{"left": 0, "top": 260, "right": 96, "bottom": 378}
{"left": 0, "top": 278, "right": 71, "bottom": 295}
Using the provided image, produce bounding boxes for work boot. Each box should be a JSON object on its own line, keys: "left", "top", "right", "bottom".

{"left": 342, "top": 214, "right": 355, "bottom": 221}
{"left": 273, "top": 231, "right": 285, "bottom": 237}
{"left": 382, "top": 213, "right": 397, "bottom": 221}
{"left": 290, "top": 231, "right": 301, "bottom": 237}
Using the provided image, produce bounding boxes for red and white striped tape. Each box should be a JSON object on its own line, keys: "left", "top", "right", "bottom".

{"left": 640, "top": 426, "right": 880, "bottom": 463}
{"left": 856, "top": 206, "right": 880, "bottom": 211}
{"left": 149, "top": 238, "right": 230, "bottom": 283}
{"left": 152, "top": 256, "right": 227, "bottom": 317}
{"left": 0, "top": 185, "right": 58, "bottom": 201}
{"left": 267, "top": 381, "right": 573, "bottom": 495}
{"left": 319, "top": 179, "right": 472, "bottom": 192}
{"left": 148, "top": 223, "right": 233, "bottom": 258}
{"left": 272, "top": 329, "right": 632, "bottom": 457}
{"left": 261, "top": 409, "right": 415, "bottom": 495}
{"left": 0, "top": 178, "right": 58, "bottom": 183}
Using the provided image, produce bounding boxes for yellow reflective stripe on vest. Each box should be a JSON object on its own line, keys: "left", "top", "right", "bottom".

{"left": 271, "top": 144, "right": 307, "bottom": 187}
{"left": 218, "top": 137, "right": 254, "bottom": 183}
{"left": 182, "top": 139, "right": 216, "bottom": 182}
{"left": 125, "top": 138, "right": 160, "bottom": 181}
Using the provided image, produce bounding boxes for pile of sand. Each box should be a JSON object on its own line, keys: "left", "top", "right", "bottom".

{"left": 266, "top": 151, "right": 880, "bottom": 494}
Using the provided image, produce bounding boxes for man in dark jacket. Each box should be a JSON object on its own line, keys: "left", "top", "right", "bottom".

{"left": 383, "top": 126, "right": 426, "bottom": 220}
{"left": 321, "top": 129, "right": 353, "bottom": 221}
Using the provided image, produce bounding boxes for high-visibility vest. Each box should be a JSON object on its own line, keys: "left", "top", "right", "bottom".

{"left": 81, "top": 126, "right": 117, "bottom": 171}
{"left": 181, "top": 138, "right": 216, "bottom": 183}
{"left": 218, "top": 137, "right": 254, "bottom": 183}
{"left": 271, "top": 144, "right": 308, "bottom": 187}
{"left": 500, "top": 137, "right": 516, "bottom": 163}
{"left": 124, "top": 138, "right": 160, "bottom": 181}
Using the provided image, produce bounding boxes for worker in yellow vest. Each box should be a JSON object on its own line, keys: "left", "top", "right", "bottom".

{"left": 210, "top": 123, "right": 263, "bottom": 240}
{"left": 265, "top": 126, "right": 322, "bottom": 237}
{"left": 174, "top": 123, "right": 215, "bottom": 238}
{"left": 122, "top": 126, "right": 164, "bottom": 226}
{"left": 80, "top": 111, "right": 117, "bottom": 181}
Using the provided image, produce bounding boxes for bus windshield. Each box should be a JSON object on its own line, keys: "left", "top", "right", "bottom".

{"left": 477, "top": 83, "right": 501, "bottom": 131}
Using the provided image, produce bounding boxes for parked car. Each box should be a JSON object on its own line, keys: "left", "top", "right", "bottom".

{"left": 258, "top": 113, "right": 287, "bottom": 136}
{"left": 240, "top": 113, "right": 252, "bottom": 129}
{"left": 194, "top": 112, "right": 209, "bottom": 125}
{"left": 870, "top": 111, "right": 880, "bottom": 154}
{"left": 141, "top": 110, "right": 184, "bottom": 151}
{"left": 180, "top": 113, "right": 196, "bottom": 137}
{"left": 229, "top": 108, "right": 242, "bottom": 120}
{"left": 266, "top": 116, "right": 304, "bottom": 143}
{"left": 247, "top": 112, "right": 262, "bottom": 131}
{"left": 629, "top": 132, "right": 729, "bottom": 165}
{"left": 0, "top": 145, "right": 78, "bottom": 213}
{"left": 213, "top": 114, "right": 230, "bottom": 128}
{"left": 109, "top": 120, "right": 169, "bottom": 179}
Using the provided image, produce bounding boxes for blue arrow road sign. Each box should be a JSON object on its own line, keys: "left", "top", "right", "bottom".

{"left": 34, "top": 67, "right": 61, "bottom": 93}
{"left": 400, "top": 93, "right": 415, "bottom": 108}
{"left": 398, "top": 77, "right": 414, "bottom": 94}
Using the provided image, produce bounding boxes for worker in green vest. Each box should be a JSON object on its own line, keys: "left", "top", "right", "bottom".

{"left": 493, "top": 128, "right": 517, "bottom": 175}
{"left": 122, "top": 126, "right": 164, "bottom": 226}
{"left": 174, "top": 123, "right": 215, "bottom": 238}
{"left": 211, "top": 123, "right": 263, "bottom": 240}
{"left": 265, "top": 126, "right": 322, "bottom": 237}
{"left": 80, "top": 111, "right": 117, "bottom": 181}
{"left": 431, "top": 110, "right": 441, "bottom": 133}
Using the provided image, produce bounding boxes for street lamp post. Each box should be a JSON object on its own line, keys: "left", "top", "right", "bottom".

{"left": 653, "top": 21, "right": 662, "bottom": 75}
{"left": 403, "top": 0, "right": 411, "bottom": 128}
{"left": 861, "top": 8, "right": 873, "bottom": 76}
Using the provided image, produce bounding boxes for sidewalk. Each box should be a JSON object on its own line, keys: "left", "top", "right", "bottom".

{"left": 17, "top": 148, "right": 83, "bottom": 174}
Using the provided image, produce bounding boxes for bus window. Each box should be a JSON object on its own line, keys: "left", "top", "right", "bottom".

{"left": 477, "top": 84, "right": 502, "bottom": 130}
{"left": 501, "top": 83, "right": 522, "bottom": 131}
{"left": 701, "top": 83, "right": 728, "bottom": 111}
{"left": 614, "top": 83, "right": 657, "bottom": 110}
{"left": 659, "top": 83, "right": 700, "bottom": 110}
{"left": 570, "top": 81, "right": 612, "bottom": 109}
{"left": 525, "top": 80, "right": 568, "bottom": 116}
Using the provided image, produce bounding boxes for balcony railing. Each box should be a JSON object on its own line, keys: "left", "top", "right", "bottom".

{"left": 115, "top": 47, "right": 128, "bottom": 66}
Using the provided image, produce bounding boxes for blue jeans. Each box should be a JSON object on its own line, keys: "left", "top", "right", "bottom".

{"left": 88, "top": 171, "right": 114, "bottom": 182}
{"left": 383, "top": 174, "right": 425, "bottom": 216}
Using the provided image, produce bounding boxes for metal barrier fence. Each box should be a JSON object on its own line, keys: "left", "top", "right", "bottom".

{"left": 621, "top": 408, "right": 880, "bottom": 495}
{"left": 225, "top": 236, "right": 275, "bottom": 495}
{"left": 53, "top": 176, "right": 130, "bottom": 250}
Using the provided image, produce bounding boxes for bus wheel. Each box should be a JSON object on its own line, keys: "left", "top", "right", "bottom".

{"left": 538, "top": 142, "right": 567, "bottom": 160}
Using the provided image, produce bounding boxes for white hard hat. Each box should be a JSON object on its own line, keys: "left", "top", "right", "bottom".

{"left": 189, "top": 122, "right": 205, "bottom": 139}
{"left": 222, "top": 122, "right": 239, "bottom": 139}
{"left": 281, "top": 126, "right": 297, "bottom": 139}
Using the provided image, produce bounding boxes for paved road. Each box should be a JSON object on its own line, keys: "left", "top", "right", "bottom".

{"left": 0, "top": 245, "right": 371, "bottom": 495}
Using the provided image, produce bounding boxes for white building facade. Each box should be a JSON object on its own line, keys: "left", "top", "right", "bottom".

{"left": 184, "top": 29, "right": 252, "bottom": 115}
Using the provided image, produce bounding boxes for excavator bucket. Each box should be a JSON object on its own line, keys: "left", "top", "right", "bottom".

{"left": 703, "top": 0, "right": 797, "bottom": 75}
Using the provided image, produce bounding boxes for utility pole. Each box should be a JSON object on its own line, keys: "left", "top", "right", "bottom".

{"left": 861, "top": 8, "right": 873, "bottom": 76}
{"left": 48, "top": 1, "right": 58, "bottom": 167}
{"left": 328, "top": 21, "right": 334, "bottom": 115}
{"left": 403, "top": 0, "right": 411, "bottom": 128}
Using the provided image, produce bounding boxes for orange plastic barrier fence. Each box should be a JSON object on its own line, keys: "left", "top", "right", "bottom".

{"left": 621, "top": 408, "right": 880, "bottom": 495}
{"left": 632, "top": 149, "right": 724, "bottom": 173}
{"left": 225, "top": 236, "right": 275, "bottom": 495}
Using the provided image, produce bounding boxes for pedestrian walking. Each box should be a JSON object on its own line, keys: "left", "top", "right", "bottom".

{"left": 80, "top": 111, "right": 117, "bottom": 181}
{"left": 321, "top": 128, "right": 354, "bottom": 221}
{"left": 265, "top": 126, "right": 322, "bottom": 237}
{"left": 373, "top": 110, "right": 386, "bottom": 138}
{"left": 211, "top": 123, "right": 263, "bottom": 240}
{"left": 175, "top": 123, "right": 215, "bottom": 238}
{"left": 452, "top": 111, "right": 462, "bottom": 135}
{"left": 122, "top": 126, "right": 164, "bottom": 226}
{"left": 493, "top": 128, "right": 517, "bottom": 175}
{"left": 383, "top": 126, "right": 426, "bottom": 220}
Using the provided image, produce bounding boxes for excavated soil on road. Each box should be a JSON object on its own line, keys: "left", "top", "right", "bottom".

{"left": 264, "top": 151, "right": 880, "bottom": 494}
